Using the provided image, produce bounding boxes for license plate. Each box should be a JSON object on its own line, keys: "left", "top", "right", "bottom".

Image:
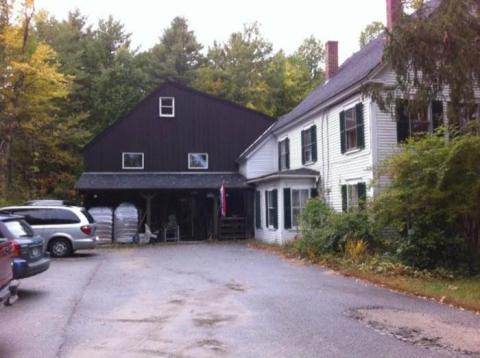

{"left": 31, "top": 247, "right": 41, "bottom": 258}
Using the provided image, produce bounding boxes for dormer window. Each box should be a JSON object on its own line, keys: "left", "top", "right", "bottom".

{"left": 159, "top": 97, "right": 175, "bottom": 117}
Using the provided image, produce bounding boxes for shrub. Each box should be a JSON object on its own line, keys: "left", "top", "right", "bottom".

{"left": 344, "top": 240, "right": 368, "bottom": 263}
{"left": 296, "top": 198, "right": 376, "bottom": 258}
{"left": 373, "top": 132, "right": 480, "bottom": 274}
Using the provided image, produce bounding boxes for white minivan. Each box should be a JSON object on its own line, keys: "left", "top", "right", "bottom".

{"left": 0, "top": 206, "right": 97, "bottom": 257}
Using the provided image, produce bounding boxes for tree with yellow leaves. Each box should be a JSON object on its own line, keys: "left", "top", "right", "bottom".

{"left": 0, "top": 0, "right": 76, "bottom": 201}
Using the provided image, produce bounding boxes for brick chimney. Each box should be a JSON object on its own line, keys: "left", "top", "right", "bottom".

{"left": 386, "top": 0, "right": 403, "bottom": 31}
{"left": 325, "top": 41, "right": 338, "bottom": 81}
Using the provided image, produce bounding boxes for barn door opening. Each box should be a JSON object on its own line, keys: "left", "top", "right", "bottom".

{"left": 178, "top": 197, "right": 194, "bottom": 240}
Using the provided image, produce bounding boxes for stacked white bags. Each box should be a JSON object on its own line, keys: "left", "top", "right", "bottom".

{"left": 113, "top": 203, "right": 139, "bottom": 243}
{"left": 88, "top": 207, "right": 113, "bottom": 244}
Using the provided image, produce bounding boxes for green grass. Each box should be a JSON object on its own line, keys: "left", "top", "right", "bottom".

{"left": 249, "top": 242, "right": 480, "bottom": 312}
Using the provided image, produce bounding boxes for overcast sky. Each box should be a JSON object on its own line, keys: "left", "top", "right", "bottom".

{"left": 35, "top": 0, "right": 387, "bottom": 63}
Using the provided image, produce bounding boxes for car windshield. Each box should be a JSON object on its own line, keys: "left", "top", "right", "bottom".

{"left": 4, "top": 219, "right": 34, "bottom": 237}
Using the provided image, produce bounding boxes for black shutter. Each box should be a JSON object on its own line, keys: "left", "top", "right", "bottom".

{"left": 285, "top": 138, "right": 290, "bottom": 169}
{"left": 310, "top": 188, "right": 318, "bottom": 198}
{"left": 396, "top": 100, "right": 410, "bottom": 143}
{"left": 356, "top": 103, "right": 365, "bottom": 149}
{"left": 278, "top": 141, "right": 282, "bottom": 171}
{"left": 311, "top": 125, "right": 317, "bottom": 162}
{"left": 255, "top": 191, "right": 261, "bottom": 229}
{"left": 340, "top": 111, "right": 346, "bottom": 153}
{"left": 272, "top": 189, "right": 278, "bottom": 229}
{"left": 357, "top": 182, "right": 367, "bottom": 209}
{"left": 301, "top": 130, "right": 306, "bottom": 164}
{"left": 284, "top": 188, "right": 291, "bottom": 229}
{"left": 265, "top": 191, "right": 269, "bottom": 227}
{"left": 341, "top": 185, "right": 348, "bottom": 212}
{"left": 432, "top": 101, "right": 444, "bottom": 131}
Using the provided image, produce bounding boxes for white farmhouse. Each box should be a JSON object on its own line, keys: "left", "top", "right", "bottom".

{"left": 238, "top": 0, "right": 449, "bottom": 244}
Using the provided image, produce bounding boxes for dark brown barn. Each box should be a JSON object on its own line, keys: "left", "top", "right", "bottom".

{"left": 75, "top": 82, "right": 272, "bottom": 241}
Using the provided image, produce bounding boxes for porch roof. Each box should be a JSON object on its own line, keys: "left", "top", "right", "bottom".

{"left": 75, "top": 172, "right": 250, "bottom": 190}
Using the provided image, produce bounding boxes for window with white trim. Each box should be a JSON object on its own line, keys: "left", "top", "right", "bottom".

{"left": 344, "top": 108, "right": 357, "bottom": 150}
{"left": 341, "top": 182, "right": 367, "bottom": 212}
{"left": 267, "top": 191, "right": 276, "bottom": 228}
{"left": 291, "top": 189, "right": 309, "bottom": 227}
{"left": 279, "top": 138, "right": 289, "bottom": 171}
{"left": 159, "top": 97, "right": 175, "bottom": 117}
{"left": 340, "top": 103, "right": 365, "bottom": 153}
{"left": 302, "top": 128, "right": 313, "bottom": 163}
{"left": 188, "top": 153, "right": 208, "bottom": 169}
{"left": 122, "top": 152, "right": 144, "bottom": 169}
{"left": 347, "top": 185, "right": 359, "bottom": 209}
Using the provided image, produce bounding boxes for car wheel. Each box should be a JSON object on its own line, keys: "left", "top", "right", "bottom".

{"left": 49, "top": 238, "right": 72, "bottom": 258}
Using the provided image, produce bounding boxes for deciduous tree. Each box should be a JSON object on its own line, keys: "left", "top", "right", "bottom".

{"left": 359, "top": 21, "right": 384, "bottom": 48}
{"left": 364, "top": 0, "right": 480, "bottom": 129}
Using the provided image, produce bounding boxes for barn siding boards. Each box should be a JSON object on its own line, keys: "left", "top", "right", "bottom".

{"left": 83, "top": 82, "right": 272, "bottom": 173}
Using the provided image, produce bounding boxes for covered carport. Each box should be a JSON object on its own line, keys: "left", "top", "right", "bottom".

{"left": 74, "top": 172, "right": 255, "bottom": 241}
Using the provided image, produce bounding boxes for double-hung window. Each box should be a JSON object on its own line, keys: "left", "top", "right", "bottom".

{"left": 344, "top": 109, "right": 357, "bottom": 149}
{"left": 396, "top": 100, "right": 446, "bottom": 143}
{"left": 122, "top": 152, "right": 144, "bottom": 170}
{"left": 265, "top": 190, "right": 278, "bottom": 229}
{"left": 301, "top": 125, "right": 317, "bottom": 164}
{"left": 278, "top": 138, "right": 290, "bottom": 171}
{"left": 159, "top": 97, "right": 175, "bottom": 117}
{"left": 341, "top": 183, "right": 367, "bottom": 212}
{"left": 291, "top": 189, "right": 309, "bottom": 228}
{"left": 396, "top": 100, "right": 429, "bottom": 142}
{"left": 340, "top": 103, "right": 365, "bottom": 153}
{"left": 267, "top": 191, "right": 275, "bottom": 228}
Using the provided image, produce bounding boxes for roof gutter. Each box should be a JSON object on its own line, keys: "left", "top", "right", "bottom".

{"left": 247, "top": 174, "right": 318, "bottom": 184}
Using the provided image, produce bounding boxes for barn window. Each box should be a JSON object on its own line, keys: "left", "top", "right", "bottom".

{"left": 159, "top": 97, "right": 175, "bottom": 117}
{"left": 188, "top": 153, "right": 208, "bottom": 169}
{"left": 122, "top": 152, "right": 144, "bottom": 170}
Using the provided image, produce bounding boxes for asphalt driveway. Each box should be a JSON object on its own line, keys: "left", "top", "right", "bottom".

{"left": 1, "top": 243, "right": 479, "bottom": 357}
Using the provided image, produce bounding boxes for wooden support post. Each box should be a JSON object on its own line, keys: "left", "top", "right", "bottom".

{"left": 141, "top": 193, "right": 156, "bottom": 230}
{"left": 213, "top": 194, "right": 219, "bottom": 240}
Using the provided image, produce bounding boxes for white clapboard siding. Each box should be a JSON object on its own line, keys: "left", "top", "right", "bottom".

{"left": 254, "top": 183, "right": 282, "bottom": 244}
{"left": 321, "top": 96, "right": 374, "bottom": 211}
{"left": 254, "top": 178, "right": 315, "bottom": 244}
{"left": 239, "top": 137, "right": 277, "bottom": 179}
{"left": 272, "top": 94, "right": 375, "bottom": 213}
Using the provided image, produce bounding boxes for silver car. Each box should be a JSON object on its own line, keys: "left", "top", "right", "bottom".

{"left": 0, "top": 206, "right": 97, "bottom": 257}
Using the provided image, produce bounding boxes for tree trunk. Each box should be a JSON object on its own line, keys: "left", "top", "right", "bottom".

{"left": 463, "top": 216, "right": 480, "bottom": 255}
{"left": 0, "top": 136, "right": 11, "bottom": 198}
